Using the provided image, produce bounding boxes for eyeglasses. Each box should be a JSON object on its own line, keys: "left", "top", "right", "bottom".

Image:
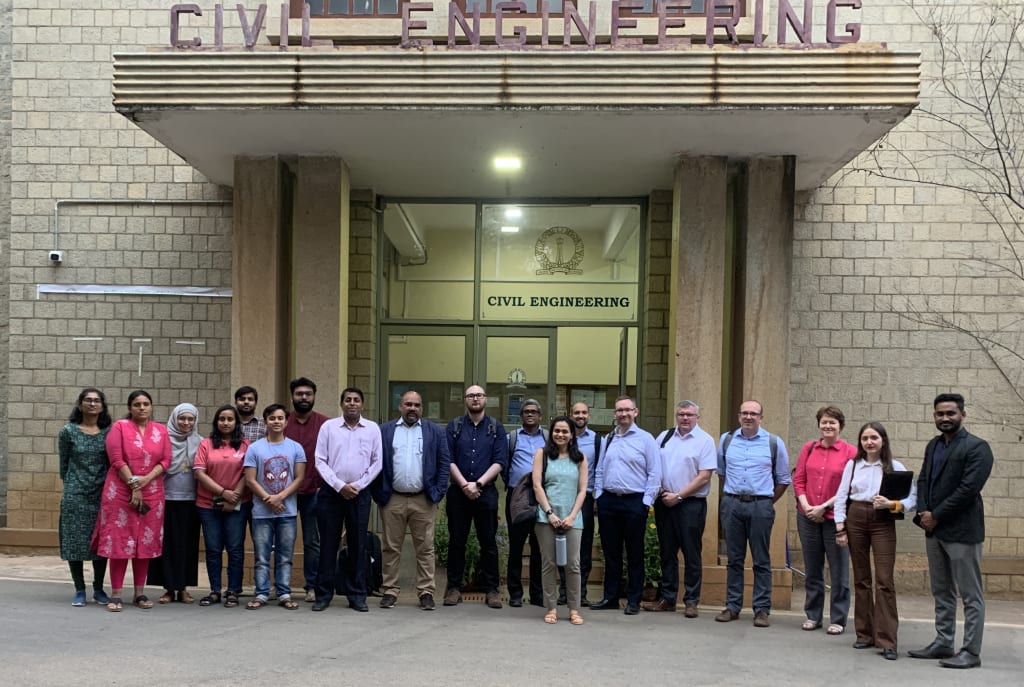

{"left": 464, "top": 393, "right": 486, "bottom": 399}
{"left": 82, "top": 398, "right": 102, "bottom": 404}
{"left": 521, "top": 409, "right": 540, "bottom": 415}
{"left": 294, "top": 391, "right": 314, "bottom": 398}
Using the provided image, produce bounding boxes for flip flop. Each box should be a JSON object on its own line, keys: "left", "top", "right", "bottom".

{"left": 133, "top": 594, "right": 153, "bottom": 609}
{"left": 106, "top": 597, "right": 123, "bottom": 613}
{"left": 802, "top": 619, "right": 822, "bottom": 631}
{"left": 246, "top": 598, "right": 268, "bottom": 610}
{"left": 278, "top": 598, "right": 299, "bottom": 610}
{"left": 827, "top": 624, "right": 845, "bottom": 635}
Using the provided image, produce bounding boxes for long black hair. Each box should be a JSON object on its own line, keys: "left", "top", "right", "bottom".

{"left": 854, "top": 421, "right": 895, "bottom": 473}
{"left": 210, "top": 404, "right": 244, "bottom": 450}
{"left": 69, "top": 387, "right": 112, "bottom": 429}
{"left": 543, "top": 415, "right": 583, "bottom": 464}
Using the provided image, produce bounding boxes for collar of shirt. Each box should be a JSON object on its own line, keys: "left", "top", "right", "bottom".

{"left": 394, "top": 418, "right": 421, "bottom": 428}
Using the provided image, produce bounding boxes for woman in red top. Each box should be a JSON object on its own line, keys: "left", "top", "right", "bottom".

{"left": 94, "top": 389, "right": 172, "bottom": 612}
{"left": 793, "top": 405, "right": 857, "bottom": 635}
{"left": 193, "top": 405, "right": 250, "bottom": 608}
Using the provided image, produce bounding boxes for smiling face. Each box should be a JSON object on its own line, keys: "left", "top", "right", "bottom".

{"left": 571, "top": 402, "right": 590, "bottom": 433}
{"left": 265, "top": 408, "right": 287, "bottom": 434}
{"left": 933, "top": 401, "right": 964, "bottom": 436}
{"left": 341, "top": 392, "right": 364, "bottom": 423}
{"left": 176, "top": 412, "right": 197, "bottom": 434}
{"left": 551, "top": 419, "right": 573, "bottom": 448}
{"left": 818, "top": 414, "right": 841, "bottom": 441}
{"left": 738, "top": 401, "right": 763, "bottom": 434}
{"left": 614, "top": 398, "right": 637, "bottom": 430}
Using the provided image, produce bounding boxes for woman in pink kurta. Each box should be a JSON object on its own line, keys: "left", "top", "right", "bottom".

{"left": 94, "top": 389, "right": 171, "bottom": 612}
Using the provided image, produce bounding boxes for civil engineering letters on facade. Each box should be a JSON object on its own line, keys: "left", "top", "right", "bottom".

{"left": 168, "top": 1, "right": 866, "bottom": 51}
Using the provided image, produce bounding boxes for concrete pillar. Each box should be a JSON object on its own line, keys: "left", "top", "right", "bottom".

{"left": 670, "top": 157, "right": 729, "bottom": 575}
{"left": 739, "top": 156, "right": 796, "bottom": 608}
{"left": 231, "top": 156, "right": 288, "bottom": 402}
{"left": 292, "top": 157, "right": 350, "bottom": 402}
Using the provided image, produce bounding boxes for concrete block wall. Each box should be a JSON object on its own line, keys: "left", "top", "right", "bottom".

{"left": 3, "top": 1, "right": 235, "bottom": 530}
{"left": 641, "top": 189, "right": 672, "bottom": 432}
{"left": 1, "top": 0, "right": 12, "bottom": 526}
{"left": 788, "top": 0, "right": 1024, "bottom": 585}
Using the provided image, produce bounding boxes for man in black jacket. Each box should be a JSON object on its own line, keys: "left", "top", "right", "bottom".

{"left": 908, "top": 393, "right": 993, "bottom": 669}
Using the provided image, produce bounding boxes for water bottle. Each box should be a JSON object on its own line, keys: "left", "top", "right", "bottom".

{"left": 555, "top": 531, "right": 567, "bottom": 567}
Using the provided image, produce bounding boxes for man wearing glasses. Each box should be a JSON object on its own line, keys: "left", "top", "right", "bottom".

{"left": 645, "top": 400, "right": 716, "bottom": 618}
{"left": 716, "top": 400, "right": 791, "bottom": 628}
{"left": 591, "top": 396, "right": 661, "bottom": 615}
{"left": 504, "top": 399, "right": 547, "bottom": 607}
{"left": 443, "top": 385, "right": 508, "bottom": 609}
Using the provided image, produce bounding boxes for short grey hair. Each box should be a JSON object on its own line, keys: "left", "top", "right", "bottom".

{"left": 676, "top": 400, "right": 700, "bottom": 414}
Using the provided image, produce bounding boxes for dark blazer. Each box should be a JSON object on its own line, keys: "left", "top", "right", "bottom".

{"left": 372, "top": 418, "right": 451, "bottom": 506}
{"left": 917, "top": 427, "right": 993, "bottom": 544}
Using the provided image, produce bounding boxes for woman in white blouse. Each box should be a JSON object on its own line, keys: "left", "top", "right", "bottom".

{"left": 834, "top": 422, "right": 916, "bottom": 661}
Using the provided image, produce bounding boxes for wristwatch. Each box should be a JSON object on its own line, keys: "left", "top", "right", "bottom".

{"left": 476, "top": 480, "right": 484, "bottom": 491}
{"left": 545, "top": 509, "right": 554, "bottom": 516}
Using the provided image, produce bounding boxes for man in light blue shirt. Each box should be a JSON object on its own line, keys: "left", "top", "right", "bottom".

{"left": 505, "top": 399, "right": 547, "bottom": 607}
{"left": 591, "top": 396, "right": 661, "bottom": 615}
{"left": 716, "top": 400, "right": 791, "bottom": 628}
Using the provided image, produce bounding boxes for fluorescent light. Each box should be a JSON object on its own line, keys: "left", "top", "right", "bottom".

{"left": 501, "top": 226, "right": 520, "bottom": 233}
{"left": 504, "top": 207, "right": 522, "bottom": 220}
{"left": 493, "top": 156, "right": 522, "bottom": 171}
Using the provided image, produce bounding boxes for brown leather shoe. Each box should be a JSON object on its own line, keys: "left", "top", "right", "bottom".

{"left": 443, "top": 588, "right": 462, "bottom": 606}
{"left": 715, "top": 608, "right": 739, "bottom": 622}
{"left": 485, "top": 591, "right": 503, "bottom": 609}
{"left": 641, "top": 598, "right": 677, "bottom": 612}
{"left": 683, "top": 603, "right": 698, "bottom": 618}
{"left": 753, "top": 611, "right": 770, "bottom": 627}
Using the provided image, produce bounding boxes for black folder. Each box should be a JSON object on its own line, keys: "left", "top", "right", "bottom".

{"left": 879, "top": 470, "right": 914, "bottom": 501}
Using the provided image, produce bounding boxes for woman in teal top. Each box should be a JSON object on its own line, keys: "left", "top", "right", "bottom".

{"left": 533, "top": 415, "right": 588, "bottom": 626}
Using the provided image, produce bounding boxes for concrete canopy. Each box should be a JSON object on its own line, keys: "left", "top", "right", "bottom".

{"left": 113, "top": 49, "right": 920, "bottom": 195}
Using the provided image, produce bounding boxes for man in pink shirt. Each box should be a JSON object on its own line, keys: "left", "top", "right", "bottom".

{"left": 312, "top": 387, "right": 382, "bottom": 613}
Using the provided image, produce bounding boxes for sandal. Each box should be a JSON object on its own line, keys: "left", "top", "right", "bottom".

{"left": 199, "top": 592, "right": 222, "bottom": 607}
{"left": 802, "top": 619, "right": 822, "bottom": 631}
{"left": 106, "top": 597, "right": 123, "bottom": 613}
{"left": 158, "top": 591, "right": 174, "bottom": 605}
{"left": 133, "top": 594, "right": 154, "bottom": 609}
{"left": 178, "top": 590, "right": 195, "bottom": 604}
{"left": 278, "top": 598, "right": 299, "bottom": 610}
{"left": 224, "top": 591, "right": 239, "bottom": 608}
{"left": 246, "top": 597, "right": 268, "bottom": 610}
{"left": 569, "top": 611, "right": 584, "bottom": 625}
{"left": 544, "top": 610, "right": 558, "bottom": 624}
{"left": 827, "top": 624, "right": 845, "bottom": 635}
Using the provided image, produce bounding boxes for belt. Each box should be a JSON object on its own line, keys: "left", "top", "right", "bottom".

{"left": 726, "top": 493, "right": 771, "bottom": 502}
{"left": 604, "top": 491, "right": 643, "bottom": 498}
{"left": 393, "top": 489, "right": 424, "bottom": 497}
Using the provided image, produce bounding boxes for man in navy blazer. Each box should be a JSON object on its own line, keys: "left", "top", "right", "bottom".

{"left": 372, "top": 390, "right": 451, "bottom": 611}
{"left": 909, "top": 393, "right": 993, "bottom": 669}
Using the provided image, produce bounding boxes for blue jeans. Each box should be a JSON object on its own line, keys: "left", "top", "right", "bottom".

{"left": 197, "top": 504, "right": 249, "bottom": 593}
{"left": 296, "top": 492, "right": 320, "bottom": 592}
{"left": 252, "top": 516, "right": 298, "bottom": 600}
{"left": 722, "top": 495, "right": 775, "bottom": 614}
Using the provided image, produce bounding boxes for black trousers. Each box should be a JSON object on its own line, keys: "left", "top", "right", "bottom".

{"left": 445, "top": 486, "right": 500, "bottom": 593}
{"left": 315, "top": 487, "right": 371, "bottom": 605}
{"left": 653, "top": 496, "right": 707, "bottom": 605}
{"left": 597, "top": 492, "right": 647, "bottom": 605}
{"left": 505, "top": 494, "right": 543, "bottom": 602}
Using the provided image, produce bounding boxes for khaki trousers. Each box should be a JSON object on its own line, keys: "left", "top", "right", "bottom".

{"left": 380, "top": 493, "right": 437, "bottom": 599}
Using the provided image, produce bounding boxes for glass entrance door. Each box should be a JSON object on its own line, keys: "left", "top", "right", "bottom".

{"left": 479, "top": 327, "right": 556, "bottom": 428}
{"left": 380, "top": 326, "right": 473, "bottom": 424}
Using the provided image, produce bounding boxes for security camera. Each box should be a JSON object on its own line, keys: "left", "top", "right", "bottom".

{"left": 48, "top": 250, "right": 64, "bottom": 264}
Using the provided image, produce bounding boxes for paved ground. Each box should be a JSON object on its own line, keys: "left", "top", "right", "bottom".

{"left": 2, "top": 554, "right": 1021, "bottom": 686}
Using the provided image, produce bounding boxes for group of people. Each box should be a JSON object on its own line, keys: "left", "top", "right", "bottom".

{"left": 58, "top": 383, "right": 992, "bottom": 667}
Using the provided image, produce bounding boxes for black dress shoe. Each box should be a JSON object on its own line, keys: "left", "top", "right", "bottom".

{"left": 508, "top": 595, "right": 523, "bottom": 608}
{"left": 624, "top": 602, "right": 640, "bottom": 615}
{"left": 852, "top": 641, "right": 875, "bottom": 649}
{"left": 348, "top": 600, "right": 369, "bottom": 612}
{"left": 590, "top": 597, "right": 619, "bottom": 610}
{"left": 907, "top": 641, "right": 956, "bottom": 659}
{"left": 939, "top": 649, "right": 981, "bottom": 669}
{"left": 311, "top": 600, "right": 329, "bottom": 612}
{"left": 580, "top": 596, "right": 591, "bottom": 607}
{"left": 881, "top": 648, "right": 898, "bottom": 661}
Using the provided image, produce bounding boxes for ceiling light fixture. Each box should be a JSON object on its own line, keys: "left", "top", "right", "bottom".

{"left": 493, "top": 156, "right": 522, "bottom": 172}
{"left": 501, "top": 226, "right": 520, "bottom": 233}
{"left": 504, "top": 206, "right": 522, "bottom": 220}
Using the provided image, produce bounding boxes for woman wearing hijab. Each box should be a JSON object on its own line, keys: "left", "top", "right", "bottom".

{"left": 149, "top": 403, "right": 202, "bottom": 604}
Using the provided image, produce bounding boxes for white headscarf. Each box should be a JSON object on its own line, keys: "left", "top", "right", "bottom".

{"left": 166, "top": 403, "right": 201, "bottom": 475}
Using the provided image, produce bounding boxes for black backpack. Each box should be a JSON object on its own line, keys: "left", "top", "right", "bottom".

{"left": 335, "top": 530, "right": 384, "bottom": 596}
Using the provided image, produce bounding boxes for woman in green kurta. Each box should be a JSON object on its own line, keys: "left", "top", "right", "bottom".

{"left": 58, "top": 387, "right": 113, "bottom": 606}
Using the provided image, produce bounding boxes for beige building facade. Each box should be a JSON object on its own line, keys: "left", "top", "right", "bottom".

{"left": 1, "top": 0, "right": 1021, "bottom": 601}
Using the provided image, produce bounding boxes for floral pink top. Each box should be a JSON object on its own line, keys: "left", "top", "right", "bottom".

{"left": 92, "top": 419, "right": 171, "bottom": 559}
